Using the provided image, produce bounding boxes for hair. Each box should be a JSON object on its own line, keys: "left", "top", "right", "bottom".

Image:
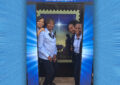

{"left": 68, "top": 20, "right": 78, "bottom": 27}
{"left": 46, "top": 18, "right": 55, "bottom": 25}
{"left": 74, "top": 20, "right": 80, "bottom": 25}
{"left": 74, "top": 20, "right": 83, "bottom": 26}
{"left": 36, "top": 16, "right": 44, "bottom": 22}
{"left": 67, "top": 20, "right": 79, "bottom": 31}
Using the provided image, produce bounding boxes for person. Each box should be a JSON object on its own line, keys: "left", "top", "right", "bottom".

{"left": 71, "top": 21, "right": 83, "bottom": 85}
{"left": 37, "top": 16, "right": 45, "bottom": 36}
{"left": 68, "top": 20, "right": 77, "bottom": 34}
{"left": 37, "top": 17, "right": 45, "bottom": 78}
{"left": 38, "top": 18, "right": 57, "bottom": 85}
{"left": 67, "top": 20, "right": 78, "bottom": 59}
{"left": 65, "top": 34, "right": 71, "bottom": 58}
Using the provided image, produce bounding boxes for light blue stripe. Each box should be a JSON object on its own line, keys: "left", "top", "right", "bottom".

{"left": 94, "top": 0, "right": 120, "bottom": 85}
{"left": 0, "top": 0, "right": 26, "bottom": 85}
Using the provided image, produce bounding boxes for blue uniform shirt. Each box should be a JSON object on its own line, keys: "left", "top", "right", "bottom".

{"left": 38, "top": 28, "right": 57, "bottom": 60}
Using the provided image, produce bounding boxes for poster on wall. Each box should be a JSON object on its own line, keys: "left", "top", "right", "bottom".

{"left": 26, "top": 0, "right": 93, "bottom": 85}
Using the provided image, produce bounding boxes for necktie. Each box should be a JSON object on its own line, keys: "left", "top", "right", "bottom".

{"left": 49, "top": 33, "right": 54, "bottom": 39}
{"left": 77, "top": 38, "right": 79, "bottom": 40}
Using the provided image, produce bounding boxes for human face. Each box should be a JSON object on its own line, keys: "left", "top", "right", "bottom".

{"left": 47, "top": 20, "right": 54, "bottom": 31}
{"left": 37, "top": 18, "right": 44, "bottom": 28}
{"left": 75, "top": 24, "right": 82, "bottom": 35}
{"left": 68, "top": 24, "right": 75, "bottom": 34}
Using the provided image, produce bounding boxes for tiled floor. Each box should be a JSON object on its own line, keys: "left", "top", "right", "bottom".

{"left": 39, "top": 77, "right": 74, "bottom": 85}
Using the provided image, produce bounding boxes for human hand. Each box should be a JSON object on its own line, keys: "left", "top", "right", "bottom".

{"left": 41, "top": 28, "right": 45, "bottom": 31}
{"left": 53, "top": 55, "right": 57, "bottom": 62}
{"left": 48, "top": 56, "right": 52, "bottom": 62}
{"left": 37, "top": 28, "right": 44, "bottom": 36}
{"left": 70, "top": 47, "right": 73, "bottom": 51}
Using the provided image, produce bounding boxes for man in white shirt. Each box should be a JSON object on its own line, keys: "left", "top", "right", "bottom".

{"left": 38, "top": 18, "right": 57, "bottom": 85}
{"left": 71, "top": 21, "right": 83, "bottom": 85}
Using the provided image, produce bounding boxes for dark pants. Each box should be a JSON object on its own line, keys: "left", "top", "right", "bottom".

{"left": 39, "top": 58, "right": 56, "bottom": 85}
{"left": 73, "top": 53, "right": 81, "bottom": 85}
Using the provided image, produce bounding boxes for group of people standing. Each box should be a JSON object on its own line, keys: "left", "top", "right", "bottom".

{"left": 37, "top": 16, "right": 83, "bottom": 85}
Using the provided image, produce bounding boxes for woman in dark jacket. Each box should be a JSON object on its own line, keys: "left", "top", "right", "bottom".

{"left": 71, "top": 21, "right": 83, "bottom": 85}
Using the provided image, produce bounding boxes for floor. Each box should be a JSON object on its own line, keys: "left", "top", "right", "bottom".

{"left": 39, "top": 77, "right": 75, "bottom": 85}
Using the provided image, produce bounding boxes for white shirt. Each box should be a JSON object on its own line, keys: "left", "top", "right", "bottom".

{"left": 73, "top": 34, "right": 82, "bottom": 53}
{"left": 37, "top": 28, "right": 40, "bottom": 32}
{"left": 38, "top": 28, "right": 57, "bottom": 60}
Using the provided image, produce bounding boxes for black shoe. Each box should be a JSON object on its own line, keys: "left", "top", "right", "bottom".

{"left": 50, "top": 82, "right": 56, "bottom": 85}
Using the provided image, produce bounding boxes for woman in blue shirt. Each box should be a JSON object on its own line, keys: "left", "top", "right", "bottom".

{"left": 38, "top": 18, "right": 57, "bottom": 85}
